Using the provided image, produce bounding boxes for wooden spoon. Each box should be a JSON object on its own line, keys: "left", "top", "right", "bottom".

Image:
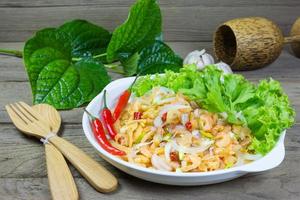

{"left": 32, "top": 104, "right": 78, "bottom": 200}
{"left": 6, "top": 102, "right": 118, "bottom": 193}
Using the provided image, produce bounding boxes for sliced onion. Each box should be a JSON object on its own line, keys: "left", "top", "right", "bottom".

{"left": 192, "top": 130, "right": 200, "bottom": 138}
{"left": 181, "top": 113, "right": 189, "bottom": 125}
{"left": 243, "top": 153, "right": 262, "bottom": 161}
{"left": 153, "top": 133, "right": 163, "bottom": 143}
{"left": 164, "top": 142, "right": 172, "bottom": 162}
{"left": 154, "top": 116, "right": 163, "bottom": 127}
{"left": 157, "top": 87, "right": 174, "bottom": 95}
{"left": 234, "top": 153, "right": 262, "bottom": 167}
{"left": 219, "top": 112, "right": 228, "bottom": 120}
{"left": 134, "top": 141, "right": 153, "bottom": 149}
{"left": 157, "top": 97, "right": 176, "bottom": 105}
{"left": 202, "top": 138, "right": 214, "bottom": 146}
{"left": 174, "top": 125, "right": 185, "bottom": 130}
{"left": 151, "top": 154, "right": 172, "bottom": 171}
{"left": 153, "top": 95, "right": 162, "bottom": 104}
{"left": 194, "top": 109, "right": 200, "bottom": 117}
{"left": 159, "top": 104, "right": 190, "bottom": 116}
{"left": 150, "top": 126, "right": 157, "bottom": 132}
{"left": 127, "top": 149, "right": 138, "bottom": 163}
{"left": 234, "top": 154, "right": 245, "bottom": 166}
{"left": 171, "top": 139, "right": 213, "bottom": 154}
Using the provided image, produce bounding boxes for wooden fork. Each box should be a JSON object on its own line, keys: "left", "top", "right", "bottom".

{"left": 6, "top": 102, "right": 118, "bottom": 193}
{"left": 33, "top": 104, "right": 78, "bottom": 200}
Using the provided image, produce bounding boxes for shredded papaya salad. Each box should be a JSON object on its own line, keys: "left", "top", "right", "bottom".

{"left": 87, "top": 65, "right": 295, "bottom": 172}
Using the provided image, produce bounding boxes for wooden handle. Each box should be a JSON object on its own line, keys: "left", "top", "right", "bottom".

{"left": 45, "top": 144, "right": 79, "bottom": 200}
{"left": 49, "top": 136, "right": 118, "bottom": 193}
{"left": 284, "top": 35, "right": 300, "bottom": 43}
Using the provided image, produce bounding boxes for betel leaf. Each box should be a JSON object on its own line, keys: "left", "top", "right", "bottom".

{"left": 59, "top": 19, "right": 111, "bottom": 58}
{"left": 121, "top": 52, "right": 140, "bottom": 76}
{"left": 138, "top": 41, "right": 183, "bottom": 74}
{"left": 121, "top": 41, "right": 183, "bottom": 76}
{"left": 23, "top": 20, "right": 111, "bottom": 109}
{"left": 106, "top": 0, "right": 161, "bottom": 62}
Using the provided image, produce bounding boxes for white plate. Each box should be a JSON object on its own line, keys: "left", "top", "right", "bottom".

{"left": 82, "top": 77, "right": 286, "bottom": 186}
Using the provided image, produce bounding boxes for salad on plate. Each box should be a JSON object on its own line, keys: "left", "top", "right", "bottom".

{"left": 88, "top": 65, "right": 295, "bottom": 173}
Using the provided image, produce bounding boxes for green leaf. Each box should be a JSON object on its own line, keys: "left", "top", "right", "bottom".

{"left": 58, "top": 19, "right": 111, "bottom": 63}
{"left": 23, "top": 20, "right": 111, "bottom": 109}
{"left": 121, "top": 52, "right": 140, "bottom": 76}
{"left": 121, "top": 41, "right": 183, "bottom": 76}
{"left": 59, "top": 19, "right": 111, "bottom": 63}
{"left": 137, "top": 41, "right": 183, "bottom": 74}
{"left": 106, "top": 0, "right": 161, "bottom": 62}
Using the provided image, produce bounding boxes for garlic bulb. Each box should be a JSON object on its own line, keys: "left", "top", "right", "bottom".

{"left": 183, "top": 49, "right": 214, "bottom": 70}
{"left": 215, "top": 61, "right": 233, "bottom": 74}
{"left": 184, "top": 49, "right": 233, "bottom": 74}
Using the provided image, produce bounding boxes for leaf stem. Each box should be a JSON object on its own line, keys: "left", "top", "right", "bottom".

{"left": 104, "top": 64, "right": 125, "bottom": 74}
{"left": 107, "top": 68, "right": 125, "bottom": 75}
{"left": 104, "top": 62, "right": 125, "bottom": 75}
{"left": 72, "top": 57, "right": 81, "bottom": 62}
{"left": 104, "top": 63, "right": 120, "bottom": 69}
{"left": 72, "top": 53, "right": 107, "bottom": 62}
{"left": 103, "top": 90, "right": 108, "bottom": 108}
{"left": 0, "top": 49, "right": 23, "bottom": 58}
{"left": 93, "top": 53, "right": 107, "bottom": 59}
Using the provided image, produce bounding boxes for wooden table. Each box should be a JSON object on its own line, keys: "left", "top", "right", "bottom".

{"left": 0, "top": 1, "right": 299, "bottom": 199}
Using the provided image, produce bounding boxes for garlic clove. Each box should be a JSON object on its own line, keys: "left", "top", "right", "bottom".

{"left": 201, "top": 53, "right": 215, "bottom": 66}
{"left": 184, "top": 50, "right": 233, "bottom": 74}
{"left": 184, "top": 49, "right": 215, "bottom": 70}
{"left": 196, "top": 59, "right": 205, "bottom": 69}
{"left": 196, "top": 49, "right": 206, "bottom": 56}
{"left": 188, "top": 50, "right": 206, "bottom": 57}
{"left": 215, "top": 61, "right": 233, "bottom": 74}
{"left": 187, "top": 54, "right": 200, "bottom": 65}
{"left": 184, "top": 50, "right": 201, "bottom": 65}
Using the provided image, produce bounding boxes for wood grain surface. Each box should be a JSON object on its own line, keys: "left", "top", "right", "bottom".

{"left": 0, "top": 0, "right": 300, "bottom": 199}
{"left": 0, "top": 1, "right": 299, "bottom": 42}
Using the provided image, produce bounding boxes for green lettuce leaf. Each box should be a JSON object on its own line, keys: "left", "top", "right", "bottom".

{"left": 244, "top": 79, "right": 295, "bottom": 154}
{"left": 132, "top": 65, "right": 295, "bottom": 154}
{"left": 23, "top": 20, "right": 111, "bottom": 109}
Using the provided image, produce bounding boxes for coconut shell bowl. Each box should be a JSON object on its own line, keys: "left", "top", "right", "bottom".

{"left": 213, "top": 17, "right": 300, "bottom": 70}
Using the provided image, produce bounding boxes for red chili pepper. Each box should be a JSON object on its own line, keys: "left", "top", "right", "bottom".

{"left": 185, "top": 121, "right": 192, "bottom": 131}
{"left": 162, "top": 112, "right": 167, "bottom": 122}
{"left": 134, "top": 111, "right": 142, "bottom": 120}
{"left": 113, "top": 75, "right": 139, "bottom": 121}
{"left": 101, "top": 90, "right": 118, "bottom": 139}
{"left": 170, "top": 152, "right": 179, "bottom": 162}
{"left": 113, "top": 90, "right": 131, "bottom": 121}
{"left": 84, "top": 109, "right": 125, "bottom": 156}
